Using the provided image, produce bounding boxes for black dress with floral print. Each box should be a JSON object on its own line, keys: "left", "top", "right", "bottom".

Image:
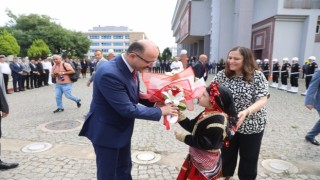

{"left": 213, "top": 70, "right": 269, "bottom": 134}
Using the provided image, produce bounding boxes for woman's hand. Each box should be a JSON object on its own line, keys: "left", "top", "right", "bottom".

{"left": 237, "top": 109, "right": 249, "bottom": 129}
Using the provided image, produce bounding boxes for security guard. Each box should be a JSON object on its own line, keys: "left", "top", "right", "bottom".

{"left": 301, "top": 56, "right": 318, "bottom": 96}
{"left": 262, "top": 59, "right": 270, "bottom": 80}
{"left": 256, "top": 59, "right": 262, "bottom": 71}
{"left": 270, "top": 58, "right": 281, "bottom": 88}
{"left": 287, "top": 57, "right": 301, "bottom": 93}
{"left": 279, "top": 57, "right": 291, "bottom": 90}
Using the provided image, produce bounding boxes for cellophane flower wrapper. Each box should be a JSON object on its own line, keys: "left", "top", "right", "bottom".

{"left": 141, "top": 67, "right": 206, "bottom": 130}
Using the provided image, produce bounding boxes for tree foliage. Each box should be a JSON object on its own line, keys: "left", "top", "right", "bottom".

{"left": 27, "top": 39, "right": 50, "bottom": 59}
{"left": 2, "top": 11, "right": 91, "bottom": 58}
{"left": 0, "top": 29, "right": 20, "bottom": 56}
{"left": 162, "top": 47, "right": 172, "bottom": 60}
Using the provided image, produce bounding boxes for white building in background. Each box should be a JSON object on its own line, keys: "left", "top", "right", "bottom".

{"left": 83, "top": 26, "right": 147, "bottom": 59}
{"left": 171, "top": 0, "right": 320, "bottom": 64}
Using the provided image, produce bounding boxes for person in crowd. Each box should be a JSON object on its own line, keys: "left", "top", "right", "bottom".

{"left": 9, "top": 57, "right": 23, "bottom": 92}
{"left": 80, "top": 58, "right": 88, "bottom": 79}
{"left": 42, "top": 58, "right": 52, "bottom": 86}
{"left": 20, "top": 57, "right": 31, "bottom": 89}
{"left": 29, "top": 59, "right": 39, "bottom": 88}
{"left": 89, "top": 59, "right": 95, "bottom": 76}
{"left": 270, "top": 58, "right": 281, "bottom": 88}
{"left": 107, "top": 49, "right": 115, "bottom": 60}
{"left": 170, "top": 56, "right": 184, "bottom": 73}
{"left": 213, "top": 46, "right": 269, "bottom": 180}
{"left": 36, "top": 58, "right": 45, "bottom": 87}
{"left": 302, "top": 59, "right": 310, "bottom": 79}
{"left": 193, "top": 54, "right": 209, "bottom": 81}
{"left": 262, "top": 59, "right": 270, "bottom": 80}
{"left": 211, "top": 62, "right": 217, "bottom": 74}
{"left": 51, "top": 55, "right": 81, "bottom": 113}
{"left": 87, "top": 50, "right": 108, "bottom": 87}
{"left": 0, "top": 55, "right": 12, "bottom": 94}
{"left": 301, "top": 56, "right": 318, "bottom": 96}
{"left": 180, "top": 49, "right": 188, "bottom": 69}
{"left": 175, "top": 82, "right": 237, "bottom": 180}
{"left": 256, "top": 59, "right": 262, "bottom": 71}
{"left": 279, "top": 57, "right": 291, "bottom": 91}
{"left": 0, "top": 67, "right": 19, "bottom": 170}
{"left": 79, "top": 40, "right": 179, "bottom": 180}
{"left": 287, "top": 57, "right": 301, "bottom": 93}
{"left": 160, "top": 60, "right": 165, "bottom": 73}
{"left": 165, "top": 60, "right": 171, "bottom": 72}
{"left": 304, "top": 68, "right": 320, "bottom": 146}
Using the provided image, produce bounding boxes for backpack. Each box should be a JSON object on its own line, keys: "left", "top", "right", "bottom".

{"left": 63, "top": 62, "right": 80, "bottom": 82}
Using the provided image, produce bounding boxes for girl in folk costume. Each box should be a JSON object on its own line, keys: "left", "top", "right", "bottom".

{"left": 175, "top": 82, "right": 237, "bottom": 180}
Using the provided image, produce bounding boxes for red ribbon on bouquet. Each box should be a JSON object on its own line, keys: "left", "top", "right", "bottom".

{"left": 141, "top": 67, "right": 206, "bottom": 130}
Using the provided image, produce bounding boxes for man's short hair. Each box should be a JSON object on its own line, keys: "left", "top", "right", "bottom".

{"left": 0, "top": 55, "right": 5, "bottom": 58}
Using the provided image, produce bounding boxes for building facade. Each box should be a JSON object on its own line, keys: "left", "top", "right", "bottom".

{"left": 83, "top": 26, "right": 147, "bottom": 59}
{"left": 171, "top": 0, "right": 320, "bottom": 64}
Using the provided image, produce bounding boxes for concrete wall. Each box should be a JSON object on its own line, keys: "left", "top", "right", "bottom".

{"left": 273, "top": 19, "right": 304, "bottom": 62}
{"left": 190, "top": 0, "right": 211, "bottom": 36}
{"left": 253, "top": 0, "right": 278, "bottom": 24}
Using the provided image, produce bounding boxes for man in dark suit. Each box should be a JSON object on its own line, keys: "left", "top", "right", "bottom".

{"left": 0, "top": 67, "right": 19, "bottom": 170}
{"left": 79, "top": 40, "right": 178, "bottom": 180}
{"left": 29, "top": 59, "right": 39, "bottom": 88}
{"left": 192, "top": 54, "right": 209, "bottom": 81}
{"left": 9, "top": 57, "right": 23, "bottom": 92}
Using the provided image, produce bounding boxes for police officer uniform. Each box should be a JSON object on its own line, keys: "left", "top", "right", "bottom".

{"left": 301, "top": 56, "right": 318, "bottom": 96}
{"left": 279, "top": 57, "right": 291, "bottom": 90}
{"left": 287, "top": 57, "right": 301, "bottom": 93}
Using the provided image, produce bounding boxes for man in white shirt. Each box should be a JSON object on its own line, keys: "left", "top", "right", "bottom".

{"left": 0, "top": 55, "right": 11, "bottom": 94}
{"left": 42, "top": 58, "right": 53, "bottom": 85}
{"left": 170, "top": 56, "right": 184, "bottom": 73}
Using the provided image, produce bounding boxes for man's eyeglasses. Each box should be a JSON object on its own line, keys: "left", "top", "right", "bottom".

{"left": 130, "top": 52, "right": 155, "bottom": 64}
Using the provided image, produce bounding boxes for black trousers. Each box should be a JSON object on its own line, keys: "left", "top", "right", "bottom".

{"left": 22, "top": 75, "right": 30, "bottom": 88}
{"left": 290, "top": 75, "right": 299, "bottom": 87}
{"left": 30, "top": 74, "right": 38, "bottom": 88}
{"left": 44, "top": 70, "right": 49, "bottom": 85}
{"left": 305, "top": 76, "right": 312, "bottom": 89}
{"left": 272, "top": 73, "right": 279, "bottom": 83}
{"left": 281, "top": 73, "right": 288, "bottom": 85}
{"left": 222, "top": 131, "right": 264, "bottom": 180}
{"left": 3, "top": 74, "right": 9, "bottom": 92}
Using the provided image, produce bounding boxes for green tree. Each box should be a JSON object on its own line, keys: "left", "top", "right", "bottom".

{"left": 27, "top": 39, "right": 50, "bottom": 59}
{"left": 3, "top": 11, "right": 90, "bottom": 58}
{"left": 0, "top": 29, "right": 20, "bottom": 56}
{"left": 162, "top": 47, "right": 172, "bottom": 60}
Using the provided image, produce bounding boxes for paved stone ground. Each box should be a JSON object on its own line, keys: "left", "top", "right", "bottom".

{"left": 1, "top": 74, "right": 320, "bottom": 180}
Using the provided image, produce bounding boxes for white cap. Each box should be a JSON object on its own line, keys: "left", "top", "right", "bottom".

{"left": 180, "top": 49, "right": 187, "bottom": 55}
{"left": 292, "top": 57, "right": 299, "bottom": 61}
{"left": 108, "top": 49, "right": 114, "bottom": 54}
{"left": 283, "top": 57, "right": 289, "bottom": 61}
{"left": 308, "top": 56, "right": 316, "bottom": 61}
{"left": 256, "top": 59, "right": 261, "bottom": 63}
{"left": 272, "top": 58, "right": 278, "bottom": 62}
{"left": 264, "top": 59, "right": 269, "bottom": 62}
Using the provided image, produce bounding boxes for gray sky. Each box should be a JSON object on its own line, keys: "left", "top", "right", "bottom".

{"left": 0, "top": 0, "right": 177, "bottom": 51}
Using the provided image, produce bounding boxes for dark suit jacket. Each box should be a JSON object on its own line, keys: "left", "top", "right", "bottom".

{"left": 0, "top": 83, "right": 9, "bottom": 138}
{"left": 79, "top": 55, "right": 162, "bottom": 148}
{"left": 9, "top": 62, "right": 23, "bottom": 77}
{"left": 193, "top": 60, "right": 207, "bottom": 81}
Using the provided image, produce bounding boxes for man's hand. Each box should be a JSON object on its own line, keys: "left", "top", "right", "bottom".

{"left": 160, "top": 104, "right": 179, "bottom": 116}
{"left": 86, "top": 81, "right": 91, "bottom": 87}
{"left": 306, "top": 105, "right": 313, "bottom": 110}
{"left": 2, "top": 112, "right": 8, "bottom": 118}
